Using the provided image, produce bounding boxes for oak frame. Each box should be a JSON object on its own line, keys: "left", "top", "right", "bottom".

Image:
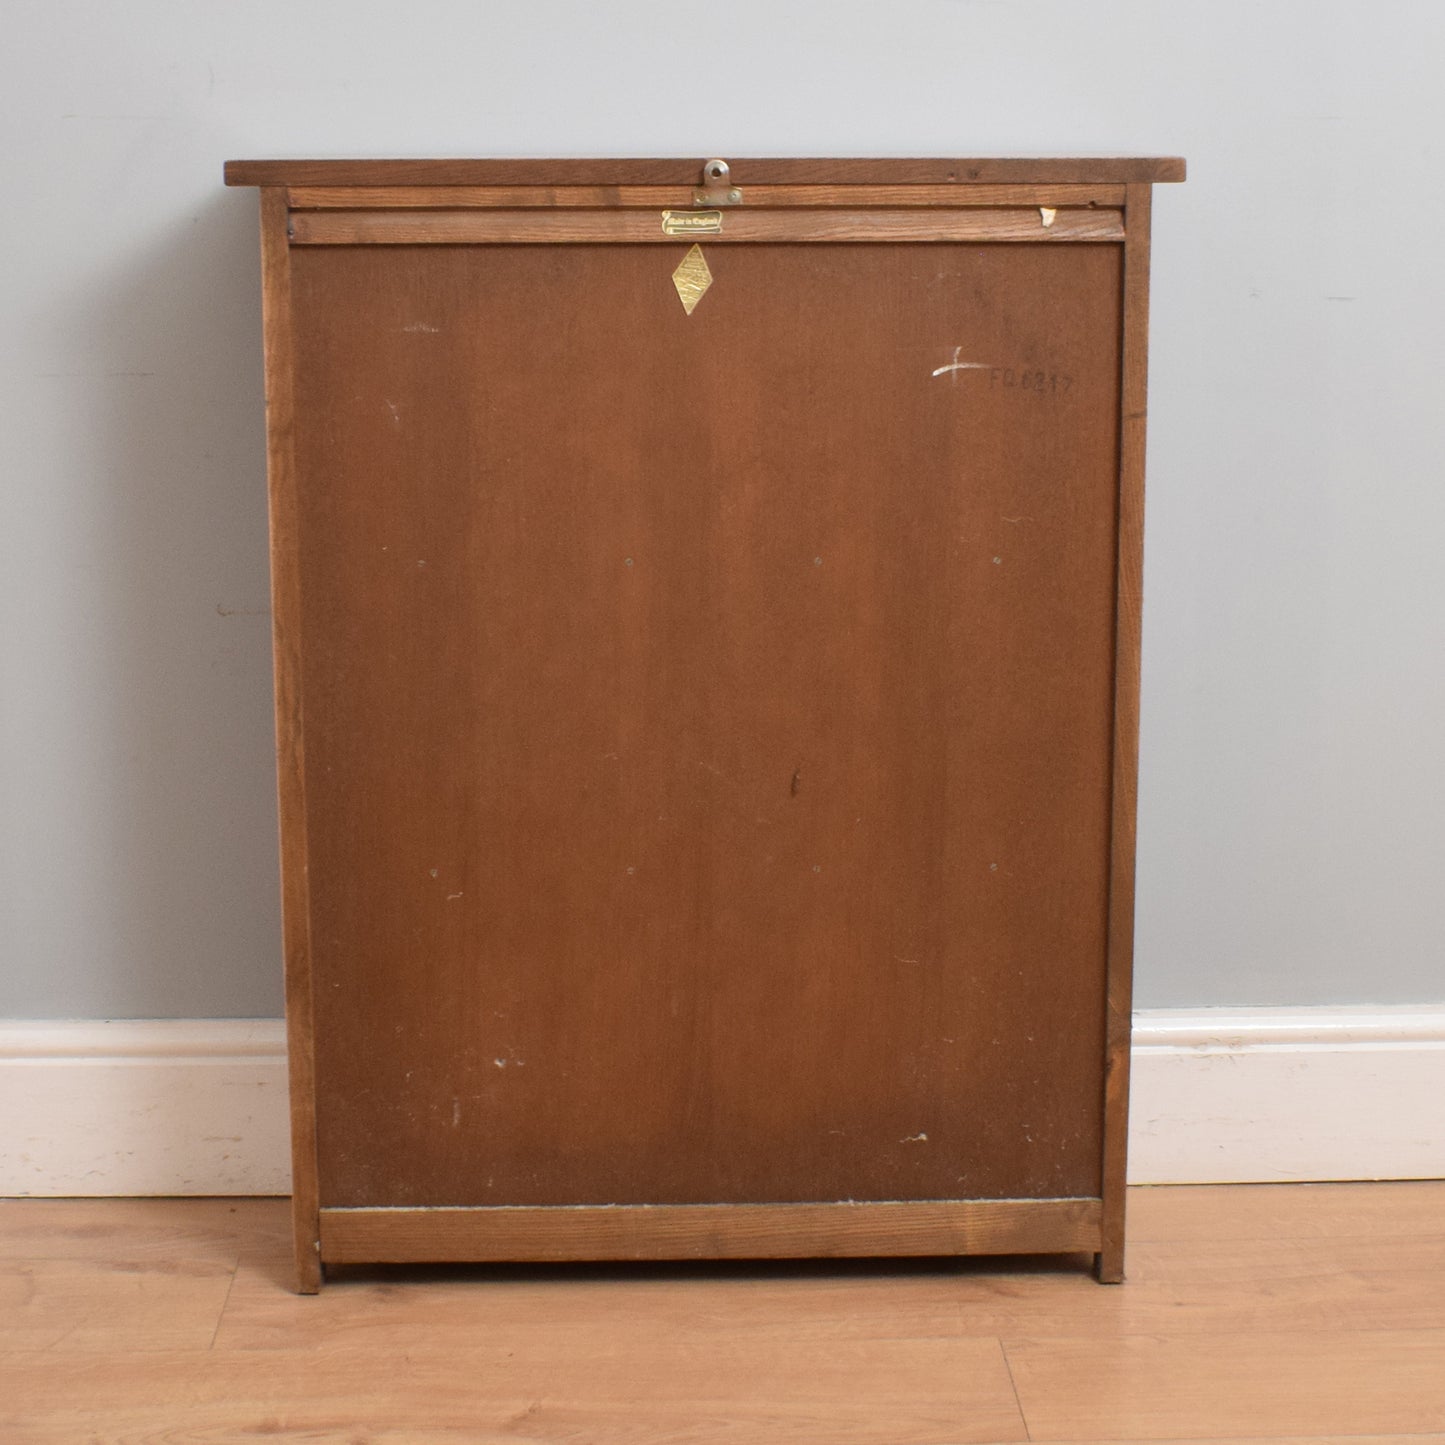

{"left": 234, "top": 157, "right": 1182, "bottom": 1291}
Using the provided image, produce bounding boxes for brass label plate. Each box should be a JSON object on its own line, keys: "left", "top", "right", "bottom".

{"left": 671, "top": 245, "right": 714, "bottom": 315}
{"left": 662, "top": 210, "right": 723, "bottom": 236}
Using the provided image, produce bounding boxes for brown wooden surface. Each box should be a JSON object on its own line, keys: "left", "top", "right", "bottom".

{"left": 1096, "top": 182, "right": 1153, "bottom": 1285}
{"left": 286, "top": 182, "right": 1128, "bottom": 210}
{"left": 239, "top": 157, "right": 1177, "bottom": 1278}
{"left": 2, "top": 1185, "right": 1443, "bottom": 1442}
{"left": 285, "top": 239, "right": 1124, "bottom": 1213}
{"left": 256, "top": 188, "right": 322, "bottom": 1295}
{"left": 226, "top": 156, "right": 1187, "bottom": 187}
{"left": 318, "top": 1199, "right": 1102, "bottom": 1263}
{"left": 288, "top": 206, "right": 1124, "bottom": 246}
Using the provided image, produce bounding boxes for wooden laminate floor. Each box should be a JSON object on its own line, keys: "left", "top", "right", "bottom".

{"left": 1, "top": 1184, "right": 1443, "bottom": 1443}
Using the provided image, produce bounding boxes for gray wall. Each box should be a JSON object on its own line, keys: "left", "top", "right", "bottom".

{"left": 3, "top": 1, "right": 1441, "bottom": 1017}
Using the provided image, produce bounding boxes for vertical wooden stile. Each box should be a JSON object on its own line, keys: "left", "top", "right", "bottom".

{"left": 258, "top": 187, "right": 322, "bottom": 1293}
{"left": 1098, "top": 181, "right": 1154, "bottom": 1283}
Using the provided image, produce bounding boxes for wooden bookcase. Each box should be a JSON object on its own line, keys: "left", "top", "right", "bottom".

{"left": 226, "top": 157, "right": 1184, "bottom": 1291}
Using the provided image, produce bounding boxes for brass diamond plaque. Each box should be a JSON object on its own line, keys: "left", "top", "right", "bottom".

{"left": 671, "top": 245, "right": 713, "bottom": 316}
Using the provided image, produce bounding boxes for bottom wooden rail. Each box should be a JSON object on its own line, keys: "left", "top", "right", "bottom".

{"left": 317, "top": 1197, "right": 1103, "bottom": 1265}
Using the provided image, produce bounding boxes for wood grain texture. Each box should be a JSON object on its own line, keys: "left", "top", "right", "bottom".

{"left": 1022, "top": 1439, "right": 1445, "bottom": 1445}
{"left": 319, "top": 1199, "right": 1103, "bottom": 1263}
{"left": 0, "top": 1197, "right": 288, "bottom": 1263}
{"left": 286, "top": 182, "right": 1128, "bottom": 210}
{"left": 0, "top": 1339, "right": 1028, "bottom": 1445}
{"left": 229, "top": 157, "right": 1185, "bottom": 187}
{"left": 214, "top": 1252, "right": 980, "bottom": 1354}
{"left": 1128, "top": 1179, "right": 1445, "bottom": 1242}
{"left": 287, "top": 206, "right": 1124, "bottom": 245}
{"left": 0, "top": 1257, "right": 235, "bottom": 1352}
{"left": 2, "top": 1187, "right": 1442, "bottom": 1443}
{"left": 1097, "top": 183, "right": 1154, "bottom": 1285}
{"left": 257, "top": 187, "right": 321, "bottom": 1295}
{"left": 1005, "top": 1330, "right": 1445, "bottom": 1440}
{"left": 286, "top": 241, "right": 1123, "bottom": 1215}
{"left": 220, "top": 1226, "right": 1445, "bottom": 1350}
{"left": 962, "top": 1231, "right": 1445, "bottom": 1340}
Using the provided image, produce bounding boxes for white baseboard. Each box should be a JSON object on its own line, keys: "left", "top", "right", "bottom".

{"left": 0, "top": 1020, "right": 290, "bottom": 1196}
{"left": 1129, "top": 1005, "right": 1445, "bottom": 1184}
{"left": 2, "top": 1008, "right": 1441, "bottom": 1196}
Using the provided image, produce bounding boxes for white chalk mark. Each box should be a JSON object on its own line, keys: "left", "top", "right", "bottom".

{"left": 1040, "top": 206, "right": 1057, "bottom": 228}
{"left": 901, "top": 1132, "right": 929, "bottom": 1144}
{"left": 932, "top": 346, "right": 993, "bottom": 380}
{"left": 446, "top": 892, "right": 463, "bottom": 901}
{"left": 403, "top": 322, "right": 441, "bottom": 333}
{"left": 384, "top": 399, "right": 401, "bottom": 424}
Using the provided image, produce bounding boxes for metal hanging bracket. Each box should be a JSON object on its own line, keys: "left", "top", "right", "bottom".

{"left": 695, "top": 158, "right": 743, "bottom": 207}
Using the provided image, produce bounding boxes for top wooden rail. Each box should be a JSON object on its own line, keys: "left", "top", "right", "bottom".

{"left": 224, "top": 157, "right": 1186, "bottom": 188}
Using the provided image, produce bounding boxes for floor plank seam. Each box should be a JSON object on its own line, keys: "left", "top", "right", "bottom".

{"left": 997, "top": 1337, "right": 1032, "bottom": 1441}
{"left": 207, "top": 1262, "right": 240, "bottom": 1351}
{"left": 997, "top": 1323, "right": 1445, "bottom": 1345}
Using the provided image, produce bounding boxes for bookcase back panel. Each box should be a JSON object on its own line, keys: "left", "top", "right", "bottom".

{"left": 286, "top": 239, "right": 1123, "bottom": 1208}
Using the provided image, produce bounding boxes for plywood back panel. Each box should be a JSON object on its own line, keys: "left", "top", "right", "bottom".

{"left": 286, "top": 240, "right": 1122, "bottom": 1209}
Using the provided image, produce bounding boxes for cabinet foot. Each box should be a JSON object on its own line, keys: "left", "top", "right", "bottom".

{"left": 1094, "top": 1247, "right": 1124, "bottom": 1284}
{"left": 295, "top": 1244, "right": 324, "bottom": 1294}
